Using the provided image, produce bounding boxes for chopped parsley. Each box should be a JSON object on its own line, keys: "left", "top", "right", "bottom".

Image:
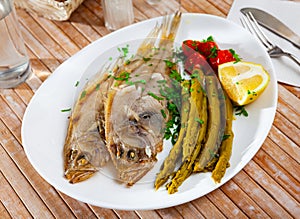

{"left": 164, "top": 59, "right": 176, "bottom": 68}
{"left": 148, "top": 92, "right": 164, "bottom": 101}
{"left": 80, "top": 90, "right": 87, "bottom": 100}
{"left": 222, "top": 134, "right": 231, "bottom": 141}
{"left": 143, "top": 57, "right": 151, "bottom": 62}
{"left": 195, "top": 118, "right": 204, "bottom": 124}
{"left": 234, "top": 105, "right": 248, "bottom": 117}
{"left": 61, "top": 108, "right": 71, "bottom": 112}
{"left": 118, "top": 45, "right": 130, "bottom": 57}
{"left": 229, "top": 49, "right": 241, "bottom": 62}
{"left": 113, "top": 71, "right": 130, "bottom": 81}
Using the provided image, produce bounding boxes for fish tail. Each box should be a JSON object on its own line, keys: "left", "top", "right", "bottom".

{"left": 161, "top": 11, "right": 182, "bottom": 42}
{"left": 136, "top": 22, "right": 163, "bottom": 57}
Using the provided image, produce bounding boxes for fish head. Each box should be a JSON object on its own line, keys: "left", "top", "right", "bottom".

{"left": 108, "top": 83, "right": 167, "bottom": 185}
{"left": 64, "top": 132, "right": 109, "bottom": 183}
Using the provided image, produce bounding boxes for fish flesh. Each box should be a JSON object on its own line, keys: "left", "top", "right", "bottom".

{"left": 105, "top": 12, "right": 182, "bottom": 186}
{"left": 63, "top": 70, "right": 113, "bottom": 183}
{"left": 63, "top": 11, "right": 182, "bottom": 185}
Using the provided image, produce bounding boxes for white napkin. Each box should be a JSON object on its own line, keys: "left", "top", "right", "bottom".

{"left": 227, "top": 0, "right": 300, "bottom": 87}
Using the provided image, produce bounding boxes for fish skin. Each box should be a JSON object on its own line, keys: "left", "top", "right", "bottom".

{"left": 63, "top": 72, "right": 113, "bottom": 184}
{"left": 105, "top": 12, "right": 182, "bottom": 186}
{"left": 63, "top": 12, "right": 182, "bottom": 185}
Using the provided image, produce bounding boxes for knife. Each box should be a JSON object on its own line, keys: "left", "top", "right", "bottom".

{"left": 240, "top": 7, "right": 300, "bottom": 49}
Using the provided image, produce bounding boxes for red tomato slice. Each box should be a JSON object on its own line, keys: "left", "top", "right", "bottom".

{"left": 182, "top": 40, "right": 200, "bottom": 56}
{"left": 197, "top": 41, "right": 218, "bottom": 58}
{"left": 208, "top": 50, "right": 236, "bottom": 71}
{"left": 184, "top": 52, "right": 207, "bottom": 74}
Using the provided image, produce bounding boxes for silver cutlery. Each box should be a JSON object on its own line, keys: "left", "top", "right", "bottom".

{"left": 240, "top": 12, "right": 300, "bottom": 66}
{"left": 240, "top": 8, "right": 300, "bottom": 49}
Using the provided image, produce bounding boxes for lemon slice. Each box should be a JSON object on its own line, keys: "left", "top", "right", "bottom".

{"left": 218, "top": 61, "right": 270, "bottom": 106}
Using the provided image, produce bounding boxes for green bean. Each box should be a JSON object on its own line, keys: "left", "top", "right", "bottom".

{"left": 154, "top": 80, "right": 190, "bottom": 189}
{"left": 166, "top": 69, "right": 208, "bottom": 194}
{"left": 211, "top": 93, "right": 234, "bottom": 183}
{"left": 194, "top": 75, "right": 225, "bottom": 172}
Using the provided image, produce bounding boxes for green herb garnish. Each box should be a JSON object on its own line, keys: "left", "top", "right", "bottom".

{"left": 195, "top": 118, "right": 204, "bottom": 124}
{"left": 61, "top": 108, "right": 71, "bottom": 112}
{"left": 80, "top": 90, "right": 87, "bottom": 99}
{"left": 234, "top": 105, "right": 248, "bottom": 117}
{"left": 229, "top": 49, "right": 241, "bottom": 62}
{"left": 222, "top": 134, "right": 231, "bottom": 141}
{"left": 148, "top": 92, "right": 164, "bottom": 101}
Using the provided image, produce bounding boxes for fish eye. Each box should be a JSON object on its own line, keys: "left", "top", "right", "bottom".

{"left": 77, "top": 154, "right": 88, "bottom": 166}
{"left": 140, "top": 112, "right": 152, "bottom": 120}
{"left": 127, "top": 149, "right": 136, "bottom": 160}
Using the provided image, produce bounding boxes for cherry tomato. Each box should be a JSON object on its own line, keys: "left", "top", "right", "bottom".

{"left": 184, "top": 52, "right": 207, "bottom": 74}
{"left": 197, "top": 41, "right": 218, "bottom": 58}
{"left": 208, "top": 49, "right": 236, "bottom": 71}
{"left": 182, "top": 40, "right": 200, "bottom": 56}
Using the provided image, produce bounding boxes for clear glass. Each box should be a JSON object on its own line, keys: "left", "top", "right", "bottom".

{"left": 0, "top": 0, "right": 31, "bottom": 89}
{"left": 101, "top": 0, "right": 134, "bottom": 31}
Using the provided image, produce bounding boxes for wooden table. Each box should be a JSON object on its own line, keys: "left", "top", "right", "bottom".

{"left": 1, "top": 0, "right": 299, "bottom": 218}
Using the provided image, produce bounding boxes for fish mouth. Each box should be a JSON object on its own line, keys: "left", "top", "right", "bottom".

{"left": 64, "top": 167, "right": 98, "bottom": 184}
{"left": 119, "top": 160, "right": 156, "bottom": 186}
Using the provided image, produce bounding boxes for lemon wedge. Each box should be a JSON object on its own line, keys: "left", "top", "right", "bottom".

{"left": 218, "top": 61, "right": 270, "bottom": 106}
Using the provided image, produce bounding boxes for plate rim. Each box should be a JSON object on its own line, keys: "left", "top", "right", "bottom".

{"left": 21, "top": 12, "right": 278, "bottom": 210}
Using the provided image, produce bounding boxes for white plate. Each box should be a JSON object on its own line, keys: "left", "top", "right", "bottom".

{"left": 22, "top": 13, "right": 278, "bottom": 210}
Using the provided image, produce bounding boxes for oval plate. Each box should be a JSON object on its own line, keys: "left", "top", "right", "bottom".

{"left": 22, "top": 13, "right": 277, "bottom": 210}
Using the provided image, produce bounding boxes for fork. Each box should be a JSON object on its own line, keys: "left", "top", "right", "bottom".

{"left": 240, "top": 12, "right": 300, "bottom": 66}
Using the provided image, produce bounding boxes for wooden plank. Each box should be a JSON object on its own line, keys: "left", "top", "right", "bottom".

{"left": 1, "top": 89, "right": 27, "bottom": 120}
{"left": 282, "top": 84, "right": 300, "bottom": 98}
{"left": 88, "top": 205, "right": 119, "bottom": 219}
{"left": 69, "top": 9, "right": 103, "bottom": 43}
{"left": 25, "top": 73, "right": 42, "bottom": 94}
{"left": 208, "top": 0, "right": 231, "bottom": 15}
{"left": 277, "top": 95, "right": 300, "bottom": 128}
{"left": 57, "top": 193, "right": 98, "bottom": 218}
{"left": 273, "top": 112, "right": 300, "bottom": 146}
{"left": 76, "top": 3, "right": 110, "bottom": 37}
{"left": 206, "top": 188, "right": 248, "bottom": 218}
{"left": 26, "top": 48, "right": 52, "bottom": 83}
{"left": 0, "top": 117, "right": 76, "bottom": 218}
{"left": 0, "top": 200, "right": 13, "bottom": 219}
{"left": 244, "top": 160, "right": 300, "bottom": 218}
{"left": 262, "top": 138, "right": 300, "bottom": 182}
{"left": 113, "top": 210, "right": 140, "bottom": 219}
{"left": 179, "top": 0, "right": 206, "bottom": 13}
{"left": 0, "top": 171, "right": 32, "bottom": 218}
{"left": 269, "top": 121, "right": 300, "bottom": 162}
{"left": 29, "top": 14, "right": 81, "bottom": 56}
{"left": 278, "top": 85, "right": 300, "bottom": 114}
{"left": 17, "top": 10, "right": 70, "bottom": 63}
{"left": 190, "top": 0, "right": 226, "bottom": 17}
{"left": 20, "top": 25, "right": 61, "bottom": 73}
{"left": 156, "top": 207, "right": 183, "bottom": 219}
{"left": 175, "top": 202, "right": 204, "bottom": 219}
{"left": 192, "top": 196, "right": 226, "bottom": 218}
{"left": 254, "top": 147, "right": 300, "bottom": 202}
{"left": 136, "top": 210, "right": 162, "bottom": 219}
{"left": 234, "top": 169, "right": 293, "bottom": 218}
{"left": 133, "top": 0, "right": 163, "bottom": 18}
{"left": 0, "top": 97, "right": 22, "bottom": 143}
{"left": 0, "top": 145, "right": 53, "bottom": 218}
{"left": 221, "top": 179, "right": 270, "bottom": 218}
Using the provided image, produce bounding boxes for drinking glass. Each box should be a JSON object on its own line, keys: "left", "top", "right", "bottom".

{"left": 101, "top": 0, "right": 134, "bottom": 31}
{"left": 0, "top": 0, "right": 31, "bottom": 89}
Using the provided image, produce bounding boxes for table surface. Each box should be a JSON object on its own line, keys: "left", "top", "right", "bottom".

{"left": 1, "top": 0, "right": 299, "bottom": 218}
